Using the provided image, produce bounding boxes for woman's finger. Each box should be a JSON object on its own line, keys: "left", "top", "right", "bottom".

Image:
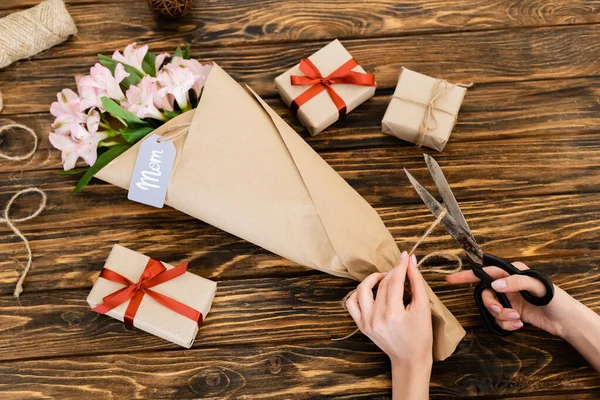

{"left": 356, "top": 272, "right": 386, "bottom": 322}
{"left": 345, "top": 291, "right": 362, "bottom": 329}
{"left": 446, "top": 266, "right": 508, "bottom": 285}
{"left": 481, "top": 289, "right": 521, "bottom": 321}
{"left": 495, "top": 318, "right": 524, "bottom": 331}
{"left": 385, "top": 251, "right": 410, "bottom": 311}
{"left": 406, "top": 254, "right": 429, "bottom": 309}
{"left": 491, "top": 273, "right": 547, "bottom": 298}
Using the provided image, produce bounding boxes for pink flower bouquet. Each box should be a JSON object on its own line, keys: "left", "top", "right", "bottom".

{"left": 49, "top": 43, "right": 211, "bottom": 191}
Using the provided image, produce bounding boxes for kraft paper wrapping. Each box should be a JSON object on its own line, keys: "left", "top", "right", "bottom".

{"left": 275, "top": 39, "right": 376, "bottom": 136}
{"left": 87, "top": 244, "right": 217, "bottom": 348}
{"left": 94, "top": 63, "right": 465, "bottom": 360}
{"left": 382, "top": 67, "right": 467, "bottom": 152}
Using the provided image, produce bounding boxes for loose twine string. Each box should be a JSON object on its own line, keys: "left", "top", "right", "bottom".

{"left": 334, "top": 208, "right": 462, "bottom": 341}
{"left": 0, "top": 121, "right": 46, "bottom": 298}
{"left": 393, "top": 80, "right": 473, "bottom": 147}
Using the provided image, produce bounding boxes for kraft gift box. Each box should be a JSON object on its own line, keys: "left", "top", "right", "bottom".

{"left": 87, "top": 244, "right": 217, "bottom": 348}
{"left": 275, "top": 39, "right": 376, "bottom": 136}
{"left": 382, "top": 67, "right": 468, "bottom": 151}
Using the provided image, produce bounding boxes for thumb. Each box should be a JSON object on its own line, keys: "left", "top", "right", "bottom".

{"left": 491, "top": 273, "right": 547, "bottom": 297}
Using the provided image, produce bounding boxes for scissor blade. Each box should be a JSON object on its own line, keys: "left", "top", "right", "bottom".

{"left": 404, "top": 168, "right": 484, "bottom": 264}
{"left": 424, "top": 154, "right": 473, "bottom": 236}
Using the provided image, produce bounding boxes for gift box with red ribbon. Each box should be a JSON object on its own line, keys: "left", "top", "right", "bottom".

{"left": 87, "top": 245, "right": 217, "bottom": 348}
{"left": 275, "top": 39, "right": 377, "bottom": 136}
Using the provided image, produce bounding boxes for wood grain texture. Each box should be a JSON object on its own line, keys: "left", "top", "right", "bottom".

{"left": 1, "top": 1, "right": 600, "bottom": 398}
{"left": 3, "top": 77, "right": 600, "bottom": 173}
{"left": 0, "top": 267, "right": 598, "bottom": 361}
{"left": 2, "top": 131, "right": 600, "bottom": 220}
{"left": 0, "top": 337, "right": 597, "bottom": 399}
{"left": 1, "top": 25, "right": 600, "bottom": 115}
{"left": 1, "top": 192, "right": 599, "bottom": 295}
{"left": 2, "top": 0, "right": 600, "bottom": 60}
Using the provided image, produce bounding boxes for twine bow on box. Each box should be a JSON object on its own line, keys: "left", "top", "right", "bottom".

{"left": 290, "top": 58, "right": 376, "bottom": 118}
{"left": 92, "top": 258, "right": 203, "bottom": 326}
{"left": 393, "top": 79, "right": 472, "bottom": 147}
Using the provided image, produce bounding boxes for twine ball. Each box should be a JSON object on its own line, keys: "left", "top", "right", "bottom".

{"left": 148, "top": 0, "right": 192, "bottom": 18}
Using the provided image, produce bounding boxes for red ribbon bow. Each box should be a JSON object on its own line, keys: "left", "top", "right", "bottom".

{"left": 92, "top": 258, "right": 203, "bottom": 326}
{"left": 290, "top": 58, "right": 376, "bottom": 118}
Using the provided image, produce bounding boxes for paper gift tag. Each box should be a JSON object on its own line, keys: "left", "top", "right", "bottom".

{"left": 128, "top": 134, "right": 176, "bottom": 208}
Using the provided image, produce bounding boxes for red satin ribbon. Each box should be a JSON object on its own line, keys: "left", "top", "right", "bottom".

{"left": 92, "top": 258, "right": 203, "bottom": 326}
{"left": 290, "top": 58, "right": 376, "bottom": 118}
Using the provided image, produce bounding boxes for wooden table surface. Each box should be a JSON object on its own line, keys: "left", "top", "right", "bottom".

{"left": 1, "top": 0, "right": 600, "bottom": 398}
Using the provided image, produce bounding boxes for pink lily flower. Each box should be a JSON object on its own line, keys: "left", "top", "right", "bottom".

{"left": 50, "top": 89, "right": 87, "bottom": 135}
{"left": 79, "top": 63, "right": 129, "bottom": 102}
{"left": 165, "top": 57, "right": 212, "bottom": 96}
{"left": 49, "top": 110, "right": 108, "bottom": 170}
{"left": 76, "top": 75, "right": 103, "bottom": 111}
{"left": 155, "top": 53, "right": 169, "bottom": 75}
{"left": 122, "top": 76, "right": 166, "bottom": 120}
{"left": 112, "top": 43, "right": 148, "bottom": 73}
{"left": 157, "top": 66, "right": 195, "bottom": 110}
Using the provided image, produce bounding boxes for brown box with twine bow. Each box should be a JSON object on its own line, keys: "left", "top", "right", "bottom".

{"left": 87, "top": 244, "right": 217, "bottom": 348}
{"left": 275, "top": 39, "right": 377, "bottom": 136}
{"left": 382, "top": 68, "right": 468, "bottom": 151}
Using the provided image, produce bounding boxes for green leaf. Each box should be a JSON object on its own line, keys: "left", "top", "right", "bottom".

{"left": 142, "top": 52, "right": 157, "bottom": 77}
{"left": 183, "top": 45, "right": 190, "bottom": 60}
{"left": 74, "top": 144, "right": 131, "bottom": 192}
{"left": 57, "top": 168, "right": 88, "bottom": 175}
{"left": 120, "top": 125, "right": 155, "bottom": 143}
{"left": 163, "top": 109, "right": 180, "bottom": 119}
{"left": 98, "top": 54, "right": 144, "bottom": 89}
{"left": 174, "top": 47, "right": 183, "bottom": 58}
{"left": 101, "top": 97, "right": 146, "bottom": 126}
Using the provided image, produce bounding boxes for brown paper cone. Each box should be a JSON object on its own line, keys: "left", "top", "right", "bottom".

{"left": 95, "top": 63, "right": 465, "bottom": 360}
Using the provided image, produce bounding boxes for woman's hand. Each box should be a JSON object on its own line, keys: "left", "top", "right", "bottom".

{"left": 346, "top": 251, "right": 433, "bottom": 399}
{"left": 447, "top": 261, "right": 600, "bottom": 372}
{"left": 446, "top": 262, "right": 572, "bottom": 336}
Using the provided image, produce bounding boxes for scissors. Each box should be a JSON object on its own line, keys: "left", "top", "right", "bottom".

{"left": 404, "top": 154, "right": 555, "bottom": 336}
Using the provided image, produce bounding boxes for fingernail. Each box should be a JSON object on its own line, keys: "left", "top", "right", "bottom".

{"left": 490, "top": 305, "right": 501, "bottom": 314}
{"left": 512, "top": 321, "right": 523, "bottom": 329}
{"left": 410, "top": 254, "right": 417, "bottom": 266}
{"left": 508, "top": 312, "right": 520, "bottom": 321}
{"left": 491, "top": 279, "right": 506, "bottom": 290}
{"left": 400, "top": 251, "right": 408, "bottom": 260}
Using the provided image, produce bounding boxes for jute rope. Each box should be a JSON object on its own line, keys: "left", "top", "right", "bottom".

{"left": 334, "top": 208, "right": 462, "bottom": 341}
{"left": 0, "top": 120, "right": 46, "bottom": 298}
{"left": 1, "top": 188, "right": 47, "bottom": 298}
{"left": 156, "top": 123, "right": 190, "bottom": 143}
{"left": 0, "top": 0, "right": 77, "bottom": 69}
{"left": 394, "top": 81, "right": 473, "bottom": 147}
{"left": 0, "top": 122, "right": 39, "bottom": 162}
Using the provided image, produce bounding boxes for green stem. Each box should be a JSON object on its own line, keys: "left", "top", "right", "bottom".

{"left": 99, "top": 140, "right": 122, "bottom": 147}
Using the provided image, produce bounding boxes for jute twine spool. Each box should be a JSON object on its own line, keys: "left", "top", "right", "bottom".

{"left": 148, "top": 0, "right": 192, "bottom": 18}
{"left": 0, "top": 0, "right": 77, "bottom": 69}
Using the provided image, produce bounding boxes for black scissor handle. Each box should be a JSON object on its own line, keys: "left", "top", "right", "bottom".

{"left": 483, "top": 254, "right": 555, "bottom": 306}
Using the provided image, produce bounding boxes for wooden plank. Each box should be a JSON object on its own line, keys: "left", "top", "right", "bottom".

{"left": 1, "top": 25, "right": 600, "bottom": 115}
{"left": 1, "top": 192, "right": 599, "bottom": 295}
{"left": 2, "top": 0, "right": 600, "bottom": 60}
{"left": 2, "top": 130, "right": 600, "bottom": 216}
{"left": 0, "top": 269, "right": 598, "bottom": 361}
{"left": 3, "top": 77, "right": 600, "bottom": 173}
{"left": 0, "top": 335, "right": 598, "bottom": 399}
